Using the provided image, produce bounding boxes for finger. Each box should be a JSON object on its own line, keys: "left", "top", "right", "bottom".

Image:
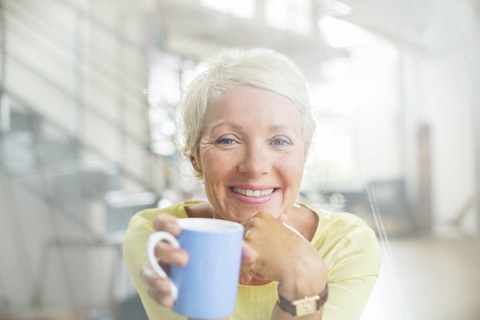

{"left": 153, "top": 214, "right": 181, "bottom": 236}
{"left": 140, "top": 264, "right": 172, "bottom": 294}
{"left": 240, "top": 256, "right": 255, "bottom": 275}
{"left": 241, "top": 211, "right": 265, "bottom": 228}
{"left": 252, "top": 272, "right": 267, "bottom": 280}
{"left": 139, "top": 264, "right": 162, "bottom": 286}
{"left": 240, "top": 270, "right": 253, "bottom": 283}
{"left": 240, "top": 217, "right": 251, "bottom": 228}
{"left": 242, "top": 269, "right": 266, "bottom": 281}
{"left": 247, "top": 269, "right": 258, "bottom": 278}
{"left": 147, "top": 286, "right": 174, "bottom": 307}
{"left": 241, "top": 241, "right": 257, "bottom": 264}
{"left": 154, "top": 241, "right": 189, "bottom": 266}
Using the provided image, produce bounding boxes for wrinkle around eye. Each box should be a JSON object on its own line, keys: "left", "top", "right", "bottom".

{"left": 200, "top": 135, "right": 216, "bottom": 144}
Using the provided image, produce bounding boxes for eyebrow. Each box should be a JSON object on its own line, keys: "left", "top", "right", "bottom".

{"left": 209, "top": 121, "right": 243, "bottom": 131}
{"left": 268, "top": 124, "right": 297, "bottom": 132}
{"left": 209, "top": 121, "right": 297, "bottom": 133}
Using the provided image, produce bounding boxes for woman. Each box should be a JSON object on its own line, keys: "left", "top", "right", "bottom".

{"left": 123, "top": 48, "right": 380, "bottom": 320}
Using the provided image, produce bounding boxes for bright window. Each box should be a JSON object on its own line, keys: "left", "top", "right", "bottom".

{"left": 200, "top": 0, "right": 256, "bottom": 19}
{"left": 265, "top": 0, "right": 312, "bottom": 35}
{"left": 303, "top": 27, "right": 401, "bottom": 192}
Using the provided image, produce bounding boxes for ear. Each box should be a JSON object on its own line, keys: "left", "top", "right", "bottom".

{"left": 190, "top": 156, "right": 203, "bottom": 174}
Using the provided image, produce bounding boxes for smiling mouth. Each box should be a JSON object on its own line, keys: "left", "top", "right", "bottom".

{"left": 231, "top": 187, "right": 276, "bottom": 197}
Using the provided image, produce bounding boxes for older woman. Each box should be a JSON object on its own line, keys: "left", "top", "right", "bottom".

{"left": 123, "top": 48, "right": 380, "bottom": 320}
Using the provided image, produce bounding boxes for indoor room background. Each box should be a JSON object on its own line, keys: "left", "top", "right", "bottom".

{"left": 0, "top": 0, "right": 479, "bottom": 319}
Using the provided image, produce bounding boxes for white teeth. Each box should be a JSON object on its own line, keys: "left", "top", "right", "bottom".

{"left": 232, "top": 188, "right": 274, "bottom": 197}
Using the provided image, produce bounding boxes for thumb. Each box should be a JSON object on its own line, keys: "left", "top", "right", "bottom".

{"left": 241, "top": 241, "right": 257, "bottom": 264}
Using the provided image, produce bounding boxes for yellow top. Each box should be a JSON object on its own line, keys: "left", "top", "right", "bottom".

{"left": 123, "top": 201, "right": 381, "bottom": 320}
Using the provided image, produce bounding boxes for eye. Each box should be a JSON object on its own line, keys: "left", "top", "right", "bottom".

{"left": 217, "top": 138, "right": 235, "bottom": 145}
{"left": 273, "top": 139, "right": 290, "bottom": 146}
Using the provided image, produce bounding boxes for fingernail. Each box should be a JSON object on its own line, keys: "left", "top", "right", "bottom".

{"left": 172, "top": 252, "right": 186, "bottom": 265}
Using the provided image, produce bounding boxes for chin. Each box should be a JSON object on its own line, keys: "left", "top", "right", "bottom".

{"left": 236, "top": 206, "right": 282, "bottom": 222}
{"left": 217, "top": 207, "right": 256, "bottom": 223}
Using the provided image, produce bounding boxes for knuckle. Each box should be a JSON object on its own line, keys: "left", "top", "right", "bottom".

{"left": 249, "top": 216, "right": 262, "bottom": 227}
{"left": 153, "top": 213, "right": 176, "bottom": 231}
{"left": 152, "top": 216, "right": 164, "bottom": 231}
{"left": 244, "top": 229, "right": 258, "bottom": 242}
{"left": 155, "top": 277, "right": 171, "bottom": 292}
{"left": 257, "top": 211, "right": 268, "bottom": 217}
{"left": 139, "top": 265, "right": 157, "bottom": 285}
{"left": 148, "top": 287, "right": 171, "bottom": 306}
{"left": 241, "top": 263, "right": 254, "bottom": 272}
{"left": 247, "top": 270, "right": 257, "bottom": 277}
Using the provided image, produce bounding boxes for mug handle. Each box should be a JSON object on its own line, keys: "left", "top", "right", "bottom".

{"left": 146, "top": 231, "right": 179, "bottom": 300}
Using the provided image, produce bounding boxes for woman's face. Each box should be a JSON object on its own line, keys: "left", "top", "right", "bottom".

{"left": 193, "top": 84, "right": 306, "bottom": 222}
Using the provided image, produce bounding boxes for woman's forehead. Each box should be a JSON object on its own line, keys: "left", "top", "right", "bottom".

{"left": 202, "top": 85, "right": 302, "bottom": 132}
{"left": 206, "top": 84, "right": 299, "bottom": 116}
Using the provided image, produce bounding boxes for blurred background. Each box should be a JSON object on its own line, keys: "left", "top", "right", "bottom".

{"left": 0, "top": 0, "right": 479, "bottom": 319}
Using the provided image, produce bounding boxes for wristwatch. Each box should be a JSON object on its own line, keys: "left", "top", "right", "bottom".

{"left": 278, "top": 283, "right": 329, "bottom": 318}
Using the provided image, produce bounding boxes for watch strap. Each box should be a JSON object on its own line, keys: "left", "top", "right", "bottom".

{"left": 278, "top": 283, "right": 329, "bottom": 317}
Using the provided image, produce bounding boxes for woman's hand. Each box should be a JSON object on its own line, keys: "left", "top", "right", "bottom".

{"left": 240, "top": 211, "right": 327, "bottom": 299}
{"left": 139, "top": 214, "right": 188, "bottom": 308}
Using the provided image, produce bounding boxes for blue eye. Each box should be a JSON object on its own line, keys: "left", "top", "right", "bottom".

{"left": 274, "top": 139, "right": 288, "bottom": 146}
{"left": 218, "top": 138, "right": 234, "bottom": 144}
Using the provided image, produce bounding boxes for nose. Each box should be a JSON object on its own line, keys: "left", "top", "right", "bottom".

{"left": 238, "top": 144, "right": 271, "bottom": 177}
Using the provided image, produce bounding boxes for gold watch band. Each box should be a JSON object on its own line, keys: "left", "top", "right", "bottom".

{"left": 278, "top": 283, "right": 329, "bottom": 318}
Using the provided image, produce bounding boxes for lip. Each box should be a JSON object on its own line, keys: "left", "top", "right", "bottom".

{"left": 228, "top": 186, "right": 279, "bottom": 205}
{"left": 231, "top": 184, "right": 277, "bottom": 190}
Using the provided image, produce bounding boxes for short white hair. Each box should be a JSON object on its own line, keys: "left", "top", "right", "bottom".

{"left": 177, "top": 47, "right": 316, "bottom": 179}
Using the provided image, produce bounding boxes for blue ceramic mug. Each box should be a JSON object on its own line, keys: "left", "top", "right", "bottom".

{"left": 146, "top": 218, "right": 244, "bottom": 319}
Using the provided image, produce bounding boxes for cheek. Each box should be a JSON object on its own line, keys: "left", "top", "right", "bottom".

{"left": 201, "top": 151, "right": 235, "bottom": 184}
{"left": 278, "top": 153, "right": 305, "bottom": 186}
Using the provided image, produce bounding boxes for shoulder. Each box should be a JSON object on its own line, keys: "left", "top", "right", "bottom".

{"left": 319, "top": 210, "right": 374, "bottom": 241}
{"left": 304, "top": 204, "right": 376, "bottom": 244}
{"left": 300, "top": 204, "right": 381, "bottom": 277}
{"left": 128, "top": 201, "right": 198, "bottom": 228}
{"left": 297, "top": 205, "right": 381, "bottom": 319}
{"left": 123, "top": 202, "right": 193, "bottom": 250}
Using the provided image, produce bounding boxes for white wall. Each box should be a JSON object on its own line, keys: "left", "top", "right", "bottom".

{"left": 401, "top": 0, "right": 479, "bottom": 236}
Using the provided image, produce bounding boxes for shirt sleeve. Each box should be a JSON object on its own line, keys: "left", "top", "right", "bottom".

{"left": 122, "top": 214, "right": 186, "bottom": 320}
{"left": 322, "top": 229, "right": 381, "bottom": 320}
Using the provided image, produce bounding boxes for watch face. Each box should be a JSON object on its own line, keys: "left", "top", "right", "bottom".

{"left": 296, "top": 300, "right": 317, "bottom": 317}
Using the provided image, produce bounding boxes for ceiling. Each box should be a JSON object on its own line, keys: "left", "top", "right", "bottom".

{"left": 141, "top": 0, "right": 478, "bottom": 81}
